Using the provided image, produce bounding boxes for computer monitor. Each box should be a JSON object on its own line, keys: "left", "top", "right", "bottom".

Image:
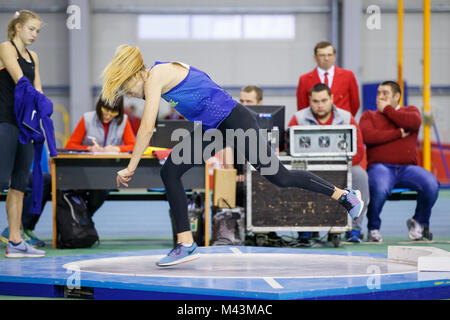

{"left": 243, "top": 105, "right": 286, "bottom": 152}
{"left": 150, "top": 120, "right": 195, "bottom": 148}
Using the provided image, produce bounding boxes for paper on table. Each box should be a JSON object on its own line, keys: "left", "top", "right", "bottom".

{"left": 91, "top": 152, "right": 122, "bottom": 155}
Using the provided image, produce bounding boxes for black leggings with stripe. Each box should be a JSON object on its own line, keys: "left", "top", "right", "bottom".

{"left": 160, "top": 104, "right": 336, "bottom": 234}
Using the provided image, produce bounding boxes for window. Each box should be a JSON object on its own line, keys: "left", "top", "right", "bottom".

{"left": 138, "top": 14, "right": 295, "bottom": 40}
{"left": 138, "top": 15, "right": 189, "bottom": 39}
{"left": 192, "top": 15, "right": 242, "bottom": 39}
{"left": 243, "top": 15, "right": 295, "bottom": 39}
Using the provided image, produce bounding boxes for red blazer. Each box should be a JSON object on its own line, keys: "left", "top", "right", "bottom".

{"left": 296, "top": 66, "right": 360, "bottom": 116}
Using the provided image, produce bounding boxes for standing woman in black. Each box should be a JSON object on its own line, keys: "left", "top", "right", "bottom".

{"left": 0, "top": 10, "right": 45, "bottom": 257}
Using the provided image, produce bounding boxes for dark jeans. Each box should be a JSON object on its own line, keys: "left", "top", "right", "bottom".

{"left": 367, "top": 163, "right": 440, "bottom": 231}
{"left": 78, "top": 190, "right": 110, "bottom": 217}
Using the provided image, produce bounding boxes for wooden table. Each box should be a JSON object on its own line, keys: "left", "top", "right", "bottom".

{"left": 50, "top": 153, "right": 211, "bottom": 248}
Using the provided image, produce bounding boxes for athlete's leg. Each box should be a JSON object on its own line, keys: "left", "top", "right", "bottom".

{"left": 160, "top": 128, "right": 212, "bottom": 244}
{"left": 218, "top": 104, "right": 336, "bottom": 197}
{"left": 157, "top": 128, "right": 214, "bottom": 266}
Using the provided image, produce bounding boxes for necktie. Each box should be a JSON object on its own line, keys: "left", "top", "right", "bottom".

{"left": 324, "top": 72, "right": 329, "bottom": 87}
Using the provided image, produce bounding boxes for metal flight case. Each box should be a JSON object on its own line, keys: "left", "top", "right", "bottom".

{"left": 245, "top": 125, "right": 357, "bottom": 246}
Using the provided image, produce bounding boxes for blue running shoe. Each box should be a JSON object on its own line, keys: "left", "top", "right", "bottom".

{"left": 346, "top": 229, "right": 362, "bottom": 243}
{"left": 0, "top": 228, "right": 8, "bottom": 245}
{"left": 5, "top": 241, "right": 46, "bottom": 258}
{"left": 156, "top": 242, "right": 200, "bottom": 267}
{"left": 23, "top": 229, "right": 46, "bottom": 248}
{"left": 339, "top": 188, "right": 364, "bottom": 219}
{"left": 1, "top": 227, "right": 44, "bottom": 248}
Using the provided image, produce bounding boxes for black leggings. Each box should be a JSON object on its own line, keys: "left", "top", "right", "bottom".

{"left": 160, "top": 104, "right": 336, "bottom": 233}
{"left": 0, "top": 122, "right": 34, "bottom": 192}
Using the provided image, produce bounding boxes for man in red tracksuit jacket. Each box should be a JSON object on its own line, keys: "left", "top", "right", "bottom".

{"left": 296, "top": 41, "right": 360, "bottom": 116}
{"left": 359, "top": 81, "right": 439, "bottom": 242}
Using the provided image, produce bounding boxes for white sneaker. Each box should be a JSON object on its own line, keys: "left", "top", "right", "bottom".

{"left": 368, "top": 229, "right": 383, "bottom": 242}
{"left": 5, "top": 241, "right": 46, "bottom": 258}
{"left": 407, "top": 218, "right": 423, "bottom": 240}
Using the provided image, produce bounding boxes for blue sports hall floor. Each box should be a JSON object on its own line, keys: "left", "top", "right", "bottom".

{"left": 0, "top": 190, "right": 449, "bottom": 300}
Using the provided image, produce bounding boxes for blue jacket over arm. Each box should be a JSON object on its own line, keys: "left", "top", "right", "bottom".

{"left": 14, "top": 76, "right": 57, "bottom": 214}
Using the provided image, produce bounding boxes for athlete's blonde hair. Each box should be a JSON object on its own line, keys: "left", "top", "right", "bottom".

{"left": 101, "top": 44, "right": 144, "bottom": 106}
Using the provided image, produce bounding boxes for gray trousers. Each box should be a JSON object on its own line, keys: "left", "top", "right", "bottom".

{"left": 351, "top": 165, "right": 370, "bottom": 231}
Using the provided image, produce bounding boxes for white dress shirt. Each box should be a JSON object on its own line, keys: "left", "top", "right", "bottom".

{"left": 317, "top": 65, "right": 335, "bottom": 89}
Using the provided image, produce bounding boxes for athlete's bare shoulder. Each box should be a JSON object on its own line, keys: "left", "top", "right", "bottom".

{"left": 0, "top": 41, "right": 16, "bottom": 68}
{"left": 150, "top": 61, "right": 188, "bottom": 74}
{"left": 149, "top": 62, "right": 189, "bottom": 93}
{"left": 0, "top": 41, "right": 13, "bottom": 49}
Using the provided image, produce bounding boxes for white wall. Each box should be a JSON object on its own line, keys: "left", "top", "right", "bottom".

{"left": 90, "top": 5, "right": 330, "bottom": 124}
{"left": 361, "top": 0, "right": 450, "bottom": 143}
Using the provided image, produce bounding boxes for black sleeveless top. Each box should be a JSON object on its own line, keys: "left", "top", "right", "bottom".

{"left": 0, "top": 40, "right": 35, "bottom": 125}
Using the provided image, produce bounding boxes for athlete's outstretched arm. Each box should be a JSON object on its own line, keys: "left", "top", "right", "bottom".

{"left": 116, "top": 69, "right": 163, "bottom": 187}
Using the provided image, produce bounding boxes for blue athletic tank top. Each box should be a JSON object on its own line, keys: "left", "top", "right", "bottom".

{"left": 152, "top": 61, "right": 237, "bottom": 130}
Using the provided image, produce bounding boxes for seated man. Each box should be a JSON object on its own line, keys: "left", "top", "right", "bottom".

{"left": 359, "top": 81, "right": 439, "bottom": 242}
{"left": 289, "top": 83, "right": 369, "bottom": 243}
{"left": 239, "top": 85, "right": 263, "bottom": 106}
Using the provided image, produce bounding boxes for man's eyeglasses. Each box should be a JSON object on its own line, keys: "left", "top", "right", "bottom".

{"left": 316, "top": 54, "right": 335, "bottom": 59}
{"left": 101, "top": 107, "right": 119, "bottom": 116}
